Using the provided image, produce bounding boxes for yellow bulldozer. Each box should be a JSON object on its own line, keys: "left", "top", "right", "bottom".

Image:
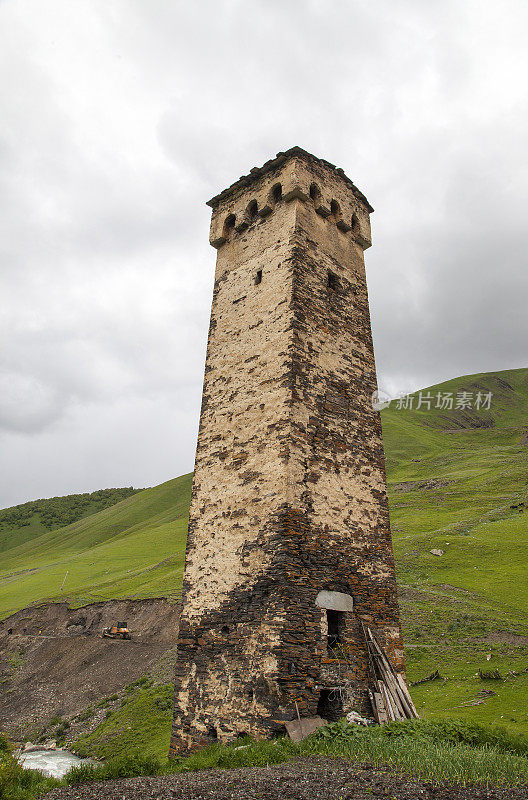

{"left": 102, "top": 622, "right": 131, "bottom": 640}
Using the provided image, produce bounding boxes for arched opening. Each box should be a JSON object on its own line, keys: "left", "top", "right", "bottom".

{"left": 271, "top": 183, "right": 282, "bottom": 204}
{"left": 327, "top": 270, "right": 339, "bottom": 292}
{"left": 351, "top": 212, "right": 359, "bottom": 233}
{"left": 223, "top": 214, "right": 236, "bottom": 238}
{"left": 309, "top": 183, "right": 321, "bottom": 204}
{"left": 330, "top": 199, "right": 341, "bottom": 220}
{"left": 246, "top": 199, "right": 258, "bottom": 223}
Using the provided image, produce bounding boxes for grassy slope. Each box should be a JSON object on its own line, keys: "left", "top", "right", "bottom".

{"left": 0, "top": 488, "right": 141, "bottom": 553}
{"left": 381, "top": 367, "right": 528, "bottom": 734}
{"left": 1, "top": 367, "right": 527, "bottom": 736}
{"left": 0, "top": 474, "right": 192, "bottom": 618}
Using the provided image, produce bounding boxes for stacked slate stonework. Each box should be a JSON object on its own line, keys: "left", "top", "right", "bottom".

{"left": 170, "top": 147, "right": 404, "bottom": 754}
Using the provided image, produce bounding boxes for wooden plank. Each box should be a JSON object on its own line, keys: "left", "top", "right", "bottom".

{"left": 379, "top": 681, "right": 397, "bottom": 721}
{"left": 384, "top": 683, "right": 400, "bottom": 721}
{"left": 385, "top": 681, "right": 405, "bottom": 720}
{"left": 371, "top": 650, "right": 407, "bottom": 718}
{"left": 368, "top": 689, "right": 380, "bottom": 723}
{"left": 373, "top": 690, "right": 388, "bottom": 724}
{"left": 369, "top": 632, "right": 413, "bottom": 719}
{"left": 383, "top": 668, "right": 412, "bottom": 718}
{"left": 396, "top": 673, "right": 419, "bottom": 718}
{"left": 365, "top": 625, "right": 416, "bottom": 721}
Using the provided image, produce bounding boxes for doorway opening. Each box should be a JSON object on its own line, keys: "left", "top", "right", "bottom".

{"left": 317, "top": 688, "right": 343, "bottom": 721}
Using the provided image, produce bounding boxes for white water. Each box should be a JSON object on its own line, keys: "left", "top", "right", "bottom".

{"left": 18, "top": 749, "right": 87, "bottom": 779}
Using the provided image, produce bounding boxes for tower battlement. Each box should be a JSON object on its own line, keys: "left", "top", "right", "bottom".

{"left": 208, "top": 147, "right": 372, "bottom": 250}
{"left": 170, "top": 148, "right": 404, "bottom": 754}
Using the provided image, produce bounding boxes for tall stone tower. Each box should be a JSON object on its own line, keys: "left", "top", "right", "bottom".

{"left": 170, "top": 147, "right": 404, "bottom": 754}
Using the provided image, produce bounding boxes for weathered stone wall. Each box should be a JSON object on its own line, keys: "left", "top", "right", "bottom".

{"left": 170, "top": 148, "right": 403, "bottom": 754}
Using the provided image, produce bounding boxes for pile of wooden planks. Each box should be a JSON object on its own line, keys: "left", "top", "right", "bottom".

{"left": 363, "top": 625, "right": 419, "bottom": 723}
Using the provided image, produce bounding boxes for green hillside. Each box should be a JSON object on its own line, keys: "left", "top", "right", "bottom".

{"left": 0, "top": 487, "right": 141, "bottom": 554}
{"left": 1, "top": 367, "right": 527, "bottom": 734}
{"left": 382, "top": 367, "right": 528, "bottom": 734}
{"left": 0, "top": 475, "right": 192, "bottom": 618}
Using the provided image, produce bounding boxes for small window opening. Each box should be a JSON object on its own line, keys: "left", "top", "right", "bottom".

{"left": 223, "top": 214, "right": 236, "bottom": 238}
{"left": 309, "top": 182, "right": 321, "bottom": 203}
{"left": 247, "top": 199, "right": 258, "bottom": 222}
{"left": 330, "top": 199, "right": 341, "bottom": 219}
{"left": 221, "top": 625, "right": 230, "bottom": 634}
{"left": 351, "top": 212, "right": 359, "bottom": 232}
{"left": 327, "top": 271, "right": 339, "bottom": 291}
{"left": 254, "top": 269, "right": 263, "bottom": 285}
{"left": 317, "top": 688, "right": 343, "bottom": 722}
{"left": 271, "top": 183, "right": 282, "bottom": 203}
{"left": 326, "top": 609, "right": 343, "bottom": 650}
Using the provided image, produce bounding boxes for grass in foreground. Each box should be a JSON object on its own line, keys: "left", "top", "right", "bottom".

{"left": 4, "top": 720, "right": 528, "bottom": 798}
{"left": 64, "top": 719, "right": 528, "bottom": 790}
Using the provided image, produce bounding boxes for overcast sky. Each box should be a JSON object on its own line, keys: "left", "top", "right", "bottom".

{"left": 1, "top": 0, "right": 527, "bottom": 508}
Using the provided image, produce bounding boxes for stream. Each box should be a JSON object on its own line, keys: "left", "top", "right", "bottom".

{"left": 18, "top": 748, "right": 89, "bottom": 779}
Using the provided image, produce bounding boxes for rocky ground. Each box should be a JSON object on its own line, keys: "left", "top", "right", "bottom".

{"left": 46, "top": 758, "right": 528, "bottom": 800}
{"left": 0, "top": 599, "right": 179, "bottom": 737}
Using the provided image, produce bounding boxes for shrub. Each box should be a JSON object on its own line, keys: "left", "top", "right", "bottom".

{"left": 153, "top": 697, "right": 172, "bottom": 712}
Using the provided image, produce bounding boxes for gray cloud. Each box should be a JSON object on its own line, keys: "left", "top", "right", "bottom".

{"left": 0, "top": 0, "right": 527, "bottom": 506}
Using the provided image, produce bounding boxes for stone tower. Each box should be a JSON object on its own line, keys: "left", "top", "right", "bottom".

{"left": 170, "top": 147, "right": 404, "bottom": 754}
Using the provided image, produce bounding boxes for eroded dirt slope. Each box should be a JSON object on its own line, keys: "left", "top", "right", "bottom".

{"left": 0, "top": 599, "right": 179, "bottom": 736}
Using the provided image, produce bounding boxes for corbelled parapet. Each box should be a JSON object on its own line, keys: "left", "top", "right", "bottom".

{"left": 170, "top": 147, "right": 403, "bottom": 755}
{"left": 207, "top": 147, "right": 372, "bottom": 250}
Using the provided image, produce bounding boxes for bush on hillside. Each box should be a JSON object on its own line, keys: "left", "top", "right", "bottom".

{"left": 0, "top": 487, "right": 141, "bottom": 532}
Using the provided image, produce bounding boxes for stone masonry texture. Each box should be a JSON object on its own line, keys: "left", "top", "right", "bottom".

{"left": 170, "top": 147, "right": 404, "bottom": 754}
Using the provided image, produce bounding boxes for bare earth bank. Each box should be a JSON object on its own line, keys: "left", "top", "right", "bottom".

{"left": 0, "top": 599, "right": 179, "bottom": 736}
